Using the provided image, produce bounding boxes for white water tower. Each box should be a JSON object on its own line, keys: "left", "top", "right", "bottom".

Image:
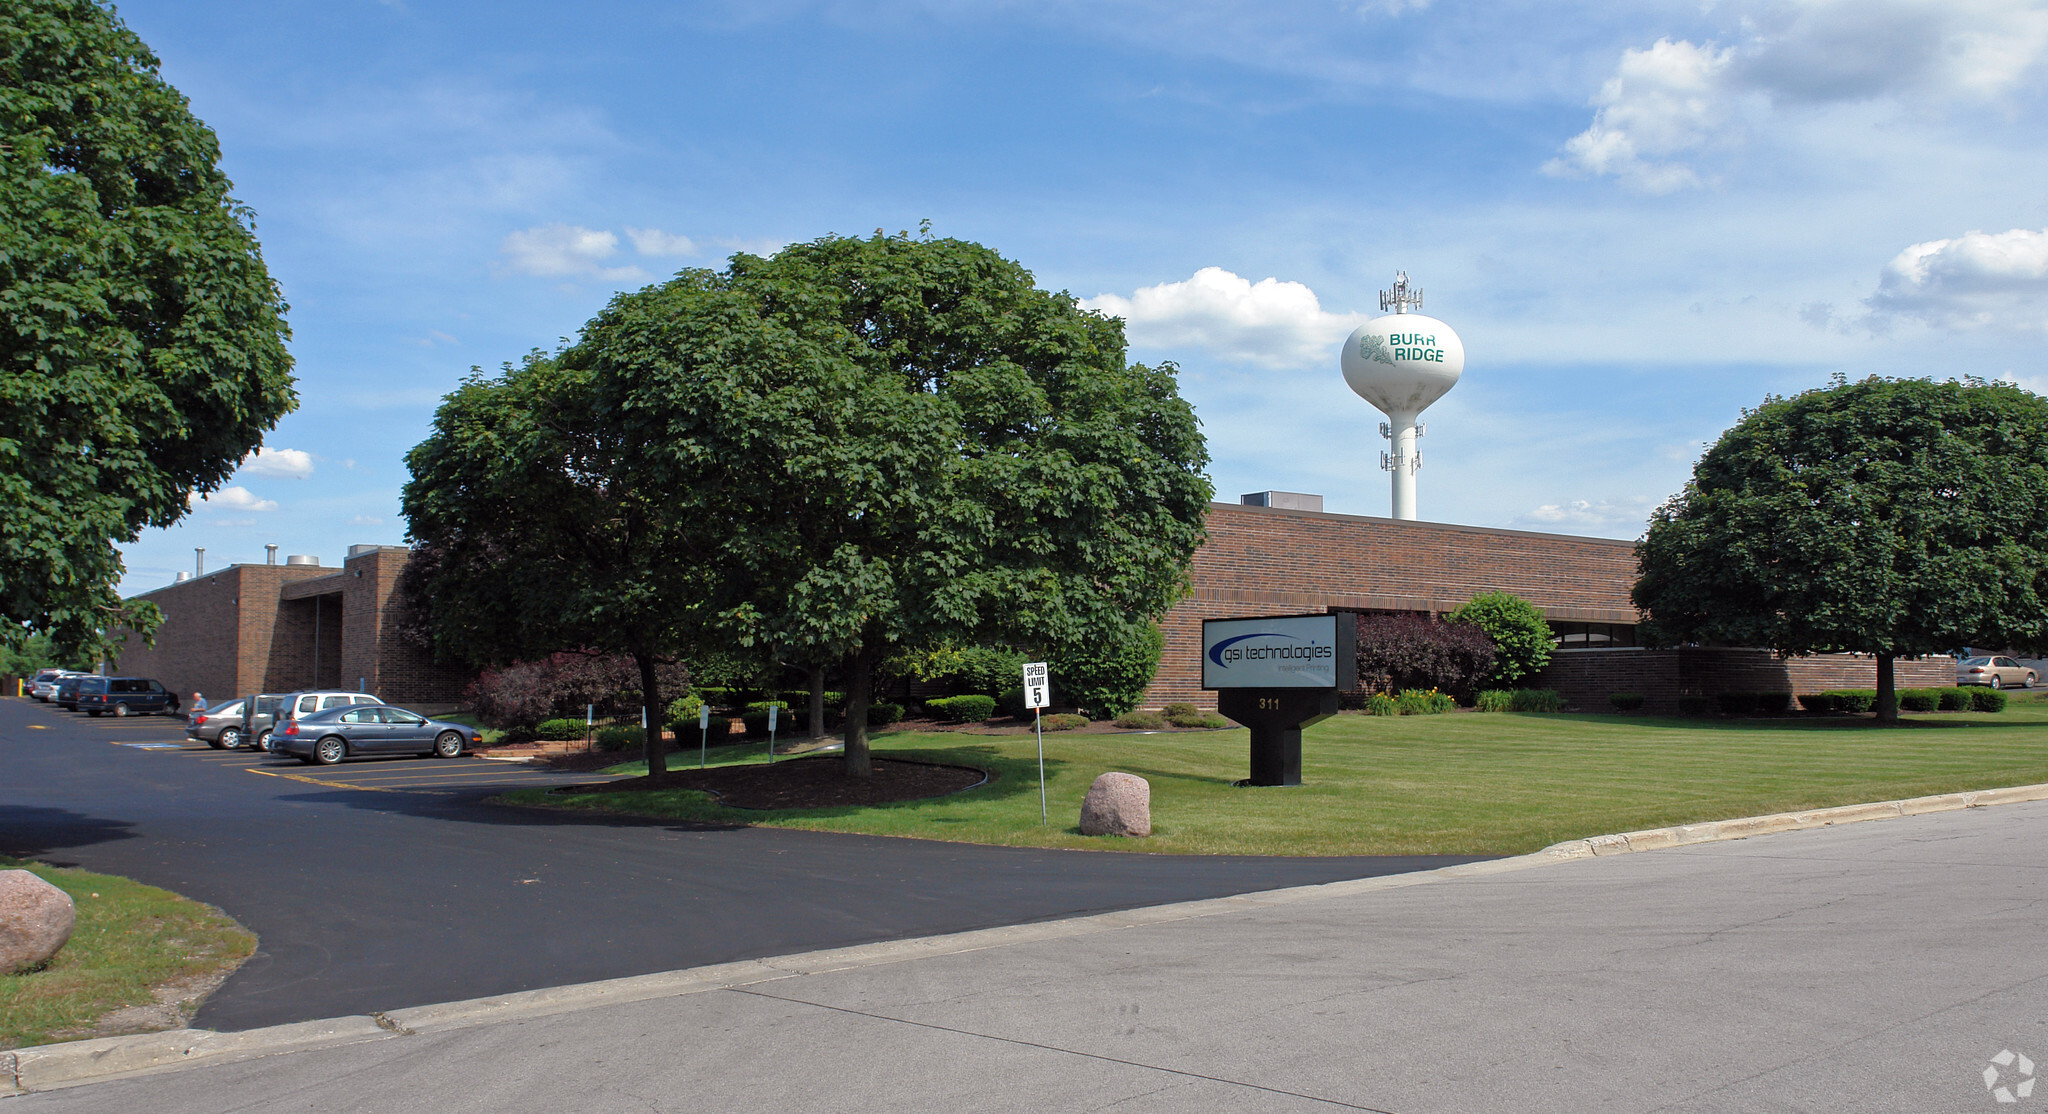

{"left": 1340, "top": 272, "right": 1465, "bottom": 520}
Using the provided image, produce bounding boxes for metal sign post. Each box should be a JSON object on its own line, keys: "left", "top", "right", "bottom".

{"left": 1023, "top": 662, "right": 1051, "bottom": 825}
{"left": 586, "top": 704, "right": 595, "bottom": 754}
{"left": 766, "top": 704, "right": 778, "bottom": 764}
{"left": 698, "top": 703, "right": 710, "bottom": 769}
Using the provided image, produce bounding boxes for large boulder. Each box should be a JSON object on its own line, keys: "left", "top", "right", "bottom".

{"left": 1079, "top": 772, "right": 1152, "bottom": 837}
{"left": 0, "top": 869, "right": 76, "bottom": 974}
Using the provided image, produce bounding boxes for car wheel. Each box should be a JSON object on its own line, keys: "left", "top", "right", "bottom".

{"left": 432, "top": 731, "right": 464, "bottom": 759}
{"left": 2027, "top": 674, "right": 2038, "bottom": 690}
{"left": 1991, "top": 675, "right": 2004, "bottom": 690}
{"left": 313, "top": 736, "right": 346, "bottom": 766}
{"left": 113, "top": 702, "right": 129, "bottom": 717}
{"left": 254, "top": 730, "right": 273, "bottom": 752}
{"left": 215, "top": 727, "right": 239, "bottom": 750}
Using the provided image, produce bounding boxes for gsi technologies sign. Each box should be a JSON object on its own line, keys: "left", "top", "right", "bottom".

{"left": 1202, "top": 615, "right": 1347, "bottom": 690}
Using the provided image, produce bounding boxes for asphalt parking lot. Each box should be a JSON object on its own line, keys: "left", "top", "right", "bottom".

{"left": 1, "top": 696, "right": 1479, "bottom": 1031}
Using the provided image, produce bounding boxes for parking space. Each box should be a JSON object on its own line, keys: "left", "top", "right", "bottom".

{"left": 13, "top": 698, "right": 612, "bottom": 795}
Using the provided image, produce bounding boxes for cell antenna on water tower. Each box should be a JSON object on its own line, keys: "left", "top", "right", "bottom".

{"left": 1341, "top": 271, "right": 1465, "bottom": 520}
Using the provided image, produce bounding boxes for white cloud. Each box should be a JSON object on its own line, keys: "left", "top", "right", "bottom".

{"left": 1544, "top": 38, "right": 1731, "bottom": 194}
{"left": 193, "top": 487, "right": 279, "bottom": 513}
{"left": 623, "top": 226, "right": 699, "bottom": 257}
{"left": 1508, "top": 495, "right": 1658, "bottom": 535}
{"left": 239, "top": 447, "right": 315, "bottom": 479}
{"left": 1550, "top": 1, "right": 2048, "bottom": 191}
{"left": 499, "top": 223, "right": 649, "bottom": 282}
{"left": 1080, "top": 267, "right": 1365, "bottom": 367}
{"left": 1863, "top": 227, "right": 2048, "bottom": 331}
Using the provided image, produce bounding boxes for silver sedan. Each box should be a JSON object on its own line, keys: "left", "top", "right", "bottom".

{"left": 1958, "top": 656, "right": 2037, "bottom": 689}
{"left": 271, "top": 704, "right": 483, "bottom": 765}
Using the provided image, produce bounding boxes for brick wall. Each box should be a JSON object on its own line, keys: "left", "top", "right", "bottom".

{"left": 1533, "top": 648, "right": 1955, "bottom": 713}
{"left": 115, "top": 563, "right": 337, "bottom": 703}
{"left": 1143, "top": 503, "right": 1640, "bottom": 710}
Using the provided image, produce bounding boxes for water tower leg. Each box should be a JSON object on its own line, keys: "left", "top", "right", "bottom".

{"left": 1390, "top": 414, "right": 1419, "bottom": 520}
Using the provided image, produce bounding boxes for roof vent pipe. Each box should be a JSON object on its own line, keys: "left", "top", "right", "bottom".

{"left": 285, "top": 555, "right": 318, "bottom": 567}
{"left": 266, "top": 544, "right": 279, "bottom": 566}
{"left": 195, "top": 547, "right": 205, "bottom": 576}
{"left": 175, "top": 571, "right": 190, "bottom": 583}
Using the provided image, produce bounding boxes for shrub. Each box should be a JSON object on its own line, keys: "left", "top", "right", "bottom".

{"left": 1609, "top": 692, "right": 1645, "bottom": 711}
{"left": 867, "top": 702, "right": 904, "bottom": 727}
{"left": 928, "top": 694, "right": 997, "bottom": 723}
{"left": 1714, "top": 691, "right": 1759, "bottom": 715}
{"left": 1364, "top": 693, "right": 1399, "bottom": 716}
{"left": 1831, "top": 689, "right": 1876, "bottom": 713}
{"left": 1509, "top": 689, "right": 1564, "bottom": 712}
{"left": 1445, "top": 591, "right": 1553, "bottom": 686}
{"left": 1355, "top": 614, "right": 1496, "bottom": 701}
{"left": 1677, "top": 694, "right": 1714, "bottom": 716}
{"left": 1898, "top": 689, "right": 1939, "bottom": 713}
{"left": 665, "top": 695, "right": 703, "bottom": 731}
{"left": 1757, "top": 692, "right": 1791, "bottom": 714}
{"left": 1394, "top": 689, "right": 1455, "bottom": 715}
{"left": 1937, "top": 687, "right": 1972, "bottom": 711}
{"left": 1113, "top": 711, "right": 1166, "bottom": 730}
{"left": 1165, "top": 709, "right": 1211, "bottom": 728}
{"left": 1473, "top": 690, "right": 1514, "bottom": 712}
{"left": 1797, "top": 693, "right": 1839, "bottom": 714}
{"left": 1041, "top": 713, "right": 1087, "bottom": 731}
{"left": 535, "top": 717, "right": 585, "bottom": 741}
{"left": 1049, "top": 621, "right": 1165, "bottom": 719}
{"left": 1198, "top": 713, "right": 1228, "bottom": 728}
{"left": 1161, "top": 702, "right": 1199, "bottom": 718}
{"left": 464, "top": 652, "right": 692, "bottom": 729}
{"left": 1971, "top": 688, "right": 2009, "bottom": 712}
{"left": 594, "top": 725, "right": 642, "bottom": 752}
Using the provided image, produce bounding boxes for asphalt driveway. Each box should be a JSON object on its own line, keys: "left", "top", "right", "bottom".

{"left": 0, "top": 697, "right": 1478, "bottom": 1031}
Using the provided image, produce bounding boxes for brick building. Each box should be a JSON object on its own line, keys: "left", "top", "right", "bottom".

{"left": 1140, "top": 498, "right": 1950, "bottom": 714}
{"left": 115, "top": 545, "right": 470, "bottom": 711}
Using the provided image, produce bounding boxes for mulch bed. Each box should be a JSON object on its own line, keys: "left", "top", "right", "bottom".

{"left": 558, "top": 756, "right": 989, "bottom": 810}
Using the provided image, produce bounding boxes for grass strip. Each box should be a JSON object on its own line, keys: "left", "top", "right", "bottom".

{"left": 498, "top": 693, "right": 2048, "bottom": 857}
{"left": 1, "top": 858, "right": 254, "bottom": 1050}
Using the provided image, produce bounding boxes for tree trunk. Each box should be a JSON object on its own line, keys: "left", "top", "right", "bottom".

{"left": 636, "top": 651, "right": 669, "bottom": 783}
{"left": 841, "top": 647, "right": 877, "bottom": 778}
{"left": 807, "top": 663, "right": 827, "bottom": 741}
{"left": 1874, "top": 653, "right": 1897, "bottom": 725}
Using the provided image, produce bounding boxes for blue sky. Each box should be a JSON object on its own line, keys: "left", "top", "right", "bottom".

{"left": 115, "top": 0, "right": 2048, "bottom": 593}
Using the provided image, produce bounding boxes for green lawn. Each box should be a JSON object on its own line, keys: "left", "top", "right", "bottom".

{"left": 1, "top": 859, "right": 254, "bottom": 1050}
{"left": 499, "top": 694, "right": 2048, "bottom": 857}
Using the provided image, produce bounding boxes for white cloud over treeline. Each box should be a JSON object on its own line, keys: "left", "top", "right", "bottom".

{"left": 239, "top": 447, "right": 315, "bottom": 479}
{"left": 1080, "top": 267, "right": 1364, "bottom": 367}
{"left": 499, "top": 222, "right": 702, "bottom": 282}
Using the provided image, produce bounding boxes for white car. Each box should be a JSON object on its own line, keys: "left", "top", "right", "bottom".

{"left": 28, "top": 669, "right": 82, "bottom": 702}
{"left": 1958, "top": 656, "right": 2037, "bottom": 689}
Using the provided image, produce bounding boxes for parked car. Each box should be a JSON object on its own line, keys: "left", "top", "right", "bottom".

{"left": 187, "top": 699, "right": 248, "bottom": 749}
{"left": 1958, "top": 656, "right": 2037, "bottom": 689}
{"left": 28, "top": 669, "right": 78, "bottom": 702}
{"left": 271, "top": 704, "right": 481, "bottom": 765}
{"left": 75, "top": 677, "right": 178, "bottom": 717}
{"left": 239, "top": 690, "right": 386, "bottom": 751}
{"left": 55, "top": 674, "right": 92, "bottom": 711}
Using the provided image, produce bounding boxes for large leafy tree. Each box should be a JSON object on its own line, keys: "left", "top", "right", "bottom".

{"left": 1634, "top": 377, "right": 2048, "bottom": 723}
{"left": 0, "top": 0, "right": 296, "bottom": 657}
{"left": 404, "top": 231, "right": 1211, "bottom": 776}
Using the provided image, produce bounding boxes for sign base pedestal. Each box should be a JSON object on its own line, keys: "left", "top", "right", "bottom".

{"left": 1217, "top": 689, "right": 1340, "bottom": 787}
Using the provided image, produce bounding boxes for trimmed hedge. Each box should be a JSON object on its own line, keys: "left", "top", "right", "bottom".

{"left": 1899, "top": 689, "right": 1939, "bottom": 713}
{"left": 1972, "top": 688, "right": 2009, "bottom": 712}
{"left": 1676, "top": 694, "right": 1714, "bottom": 716}
{"left": 928, "top": 694, "right": 997, "bottom": 723}
{"left": 1112, "top": 711, "right": 1166, "bottom": 730}
{"left": 1713, "top": 691, "right": 1759, "bottom": 715}
{"left": 1938, "top": 687, "right": 1973, "bottom": 711}
{"left": 1608, "top": 692, "right": 1645, "bottom": 711}
{"left": 535, "top": 718, "right": 585, "bottom": 741}
{"left": 1041, "top": 713, "right": 1087, "bottom": 731}
{"left": 1757, "top": 692, "right": 1791, "bottom": 714}
{"left": 1161, "top": 702, "right": 1199, "bottom": 718}
{"left": 867, "top": 702, "right": 904, "bottom": 727}
{"left": 1165, "top": 709, "right": 1212, "bottom": 728}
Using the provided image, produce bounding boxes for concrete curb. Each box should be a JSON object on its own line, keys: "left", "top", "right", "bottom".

{"left": 12, "top": 780, "right": 2048, "bottom": 1095}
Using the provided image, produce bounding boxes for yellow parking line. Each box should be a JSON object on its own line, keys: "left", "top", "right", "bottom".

{"left": 244, "top": 767, "right": 403, "bottom": 794}
{"left": 308, "top": 768, "right": 544, "bottom": 783}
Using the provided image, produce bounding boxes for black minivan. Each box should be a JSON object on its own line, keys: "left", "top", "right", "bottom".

{"left": 74, "top": 677, "right": 178, "bottom": 717}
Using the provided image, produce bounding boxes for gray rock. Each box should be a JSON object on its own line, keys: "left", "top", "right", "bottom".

{"left": 1079, "top": 772, "right": 1151, "bottom": 837}
{"left": 0, "top": 869, "right": 76, "bottom": 974}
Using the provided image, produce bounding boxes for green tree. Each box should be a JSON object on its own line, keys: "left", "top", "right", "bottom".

{"left": 1633, "top": 377, "right": 2048, "bottom": 723}
{"left": 1447, "top": 591, "right": 1552, "bottom": 686}
{"left": 0, "top": 0, "right": 296, "bottom": 657}
{"left": 1049, "top": 620, "right": 1165, "bottom": 719}
{"left": 406, "top": 231, "right": 1211, "bottom": 777}
{"left": 401, "top": 352, "right": 718, "bottom": 781}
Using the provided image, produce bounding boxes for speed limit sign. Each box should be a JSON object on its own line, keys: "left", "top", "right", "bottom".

{"left": 1022, "top": 662, "right": 1050, "bottom": 710}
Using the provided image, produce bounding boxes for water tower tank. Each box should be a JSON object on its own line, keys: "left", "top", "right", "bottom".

{"left": 1339, "top": 272, "right": 1464, "bottom": 520}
